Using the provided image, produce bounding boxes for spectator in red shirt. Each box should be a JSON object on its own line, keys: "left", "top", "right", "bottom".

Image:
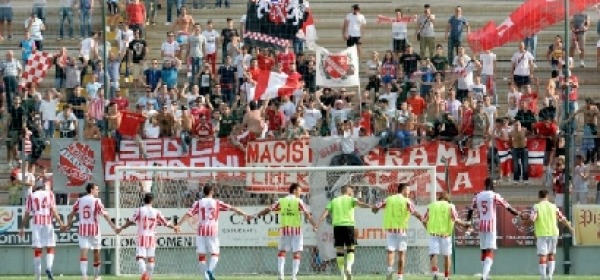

{"left": 190, "top": 96, "right": 212, "bottom": 122}
{"left": 257, "top": 48, "right": 276, "bottom": 71}
{"left": 406, "top": 88, "right": 425, "bottom": 117}
{"left": 194, "top": 114, "right": 214, "bottom": 141}
{"left": 111, "top": 89, "right": 130, "bottom": 111}
{"left": 126, "top": 0, "right": 147, "bottom": 38}
{"left": 248, "top": 59, "right": 261, "bottom": 80}
{"left": 277, "top": 45, "right": 296, "bottom": 74}
{"left": 265, "top": 100, "right": 286, "bottom": 137}
{"left": 533, "top": 116, "right": 559, "bottom": 167}
{"left": 521, "top": 80, "right": 539, "bottom": 113}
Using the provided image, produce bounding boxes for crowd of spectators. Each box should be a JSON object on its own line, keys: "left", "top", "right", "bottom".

{"left": 0, "top": 1, "right": 599, "bottom": 206}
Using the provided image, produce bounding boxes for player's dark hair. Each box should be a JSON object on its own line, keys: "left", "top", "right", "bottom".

{"left": 341, "top": 185, "right": 352, "bottom": 194}
{"left": 249, "top": 100, "right": 259, "bottom": 111}
{"left": 539, "top": 189, "right": 549, "bottom": 199}
{"left": 143, "top": 193, "right": 154, "bottom": 204}
{"left": 396, "top": 183, "right": 408, "bottom": 193}
{"left": 484, "top": 178, "right": 494, "bottom": 191}
{"left": 575, "top": 154, "right": 584, "bottom": 161}
{"left": 438, "top": 191, "right": 449, "bottom": 201}
{"left": 86, "top": 183, "right": 96, "bottom": 194}
{"left": 289, "top": 183, "right": 301, "bottom": 194}
{"left": 203, "top": 184, "right": 214, "bottom": 196}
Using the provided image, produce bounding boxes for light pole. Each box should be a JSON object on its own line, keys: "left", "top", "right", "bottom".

{"left": 561, "top": 0, "right": 572, "bottom": 274}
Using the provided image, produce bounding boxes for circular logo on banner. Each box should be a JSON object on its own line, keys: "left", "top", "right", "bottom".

{"left": 0, "top": 208, "right": 15, "bottom": 234}
{"left": 58, "top": 142, "right": 95, "bottom": 186}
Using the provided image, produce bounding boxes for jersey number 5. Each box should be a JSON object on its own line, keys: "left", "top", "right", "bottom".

{"left": 480, "top": 201, "right": 489, "bottom": 215}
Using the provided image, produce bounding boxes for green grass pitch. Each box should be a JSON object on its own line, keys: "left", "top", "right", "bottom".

{"left": 1, "top": 276, "right": 598, "bottom": 280}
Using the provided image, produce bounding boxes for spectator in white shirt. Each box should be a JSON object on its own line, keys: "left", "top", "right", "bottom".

{"left": 479, "top": 49, "right": 497, "bottom": 103}
{"left": 144, "top": 116, "right": 161, "bottom": 138}
{"left": 279, "top": 95, "right": 296, "bottom": 123}
{"left": 303, "top": 99, "right": 322, "bottom": 133}
{"left": 343, "top": 4, "right": 366, "bottom": 57}
{"left": 39, "top": 89, "right": 61, "bottom": 139}
{"left": 511, "top": 42, "right": 535, "bottom": 90}
{"left": 24, "top": 12, "right": 45, "bottom": 50}
{"left": 161, "top": 31, "right": 180, "bottom": 58}
{"left": 454, "top": 56, "right": 479, "bottom": 101}
{"left": 80, "top": 31, "right": 98, "bottom": 64}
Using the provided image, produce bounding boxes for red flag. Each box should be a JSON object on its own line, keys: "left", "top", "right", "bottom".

{"left": 252, "top": 70, "right": 300, "bottom": 101}
{"left": 527, "top": 137, "right": 546, "bottom": 178}
{"left": 19, "top": 51, "right": 53, "bottom": 90}
{"left": 467, "top": 0, "right": 599, "bottom": 52}
{"left": 301, "top": 8, "right": 317, "bottom": 47}
{"left": 117, "top": 111, "right": 146, "bottom": 137}
{"left": 496, "top": 139, "right": 513, "bottom": 177}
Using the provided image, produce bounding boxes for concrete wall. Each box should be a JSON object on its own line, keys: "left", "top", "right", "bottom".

{"left": 1, "top": 246, "right": 599, "bottom": 276}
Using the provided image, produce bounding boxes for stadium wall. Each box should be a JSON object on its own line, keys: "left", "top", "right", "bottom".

{"left": 0, "top": 246, "right": 599, "bottom": 275}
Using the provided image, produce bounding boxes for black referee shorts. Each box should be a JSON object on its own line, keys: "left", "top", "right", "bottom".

{"left": 333, "top": 226, "right": 356, "bottom": 247}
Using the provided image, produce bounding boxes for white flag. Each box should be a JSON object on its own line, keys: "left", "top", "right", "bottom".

{"left": 316, "top": 45, "right": 360, "bottom": 87}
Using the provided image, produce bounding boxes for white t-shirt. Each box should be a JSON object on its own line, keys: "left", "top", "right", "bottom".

{"left": 452, "top": 54, "right": 471, "bottom": 67}
{"left": 479, "top": 52, "right": 496, "bottom": 75}
{"left": 470, "top": 83, "right": 486, "bottom": 101}
{"left": 455, "top": 64, "right": 475, "bottom": 90}
{"left": 144, "top": 124, "right": 160, "bottom": 138}
{"left": 279, "top": 101, "right": 296, "bottom": 122}
{"left": 508, "top": 90, "right": 522, "bottom": 104}
{"left": 117, "top": 29, "right": 135, "bottom": 51}
{"left": 345, "top": 13, "right": 366, "bottom": 37}
{"left": 56, "top": 112, "right": 77, "bottom": 132}
{"left": 161, "top": 41, "right": 180, "bottom": 57}
{"left": 447, "top": 99, "right": 462, "bottom": 121}
{"left": 80, "top": 38, "right": 96, "bottom": 59}
{"left": 235, "top": 53, "right": 252, "bottom": 77}
{"left": 379, "top": 91, "right": 399, "bottom": 110}
{"left": 25, "top": 18, "right": 44, "bottom": 41}
{"left": 391, "top": 22, "right": 407, "bottom": 40}
{"left": 202, "top": 30, "right": 220, "bottom": 54}
{"left": 511, "top": 51, "right": 534, "bottom": 76}
{"left": 329, "top": 108, "right": 351, "bottom": 135}
{"left": 303, "top": 108, "right": 322, "bottom": 130}
{"left": 483, "top": 105, "right": 497, "bottom": 131}
{"left": 39, "top": 99, "right": 59, "bottom": 121}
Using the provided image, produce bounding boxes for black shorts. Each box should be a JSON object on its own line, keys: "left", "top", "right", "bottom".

{"left": 346, "top": 36, "right": 361, "bottom": 47}
{"left": 393, "top": 39, "right": 407, "bottom": 53}
{"left": 333, "top": 226, "right": 356, "bottom": 247}
{"left": 513, "top": 75, "right": 530, "bottom": 88}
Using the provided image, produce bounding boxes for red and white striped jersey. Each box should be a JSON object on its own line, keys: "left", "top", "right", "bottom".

{"left": 25, "top": 190, "right": 56, "bottom": 225}
{"left": 471, "top": 191, "right": 511, "bottom": 233}
{"left": 187, "top": 198, "right": 232, "bottom": 236}
{"left": 130, "top": 206, "right": 169, "bottom": 248}
{"left": 269, "top": 195, "right": 308, "bottom": 236}
{"left": 72, "top": 195, "right": 106, "bottom": 236}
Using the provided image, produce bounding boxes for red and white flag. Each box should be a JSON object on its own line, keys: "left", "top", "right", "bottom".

{"left": 302, "top": 8, "right": 318, "bottom": 49}
{"left": 250, "top": 70, "right": 300, "bottom": 101}
{"left": 495, "top": 138, "right": 545, "bottom": 178}
{"left": 19, "top": 51, "right": 53, "bottom": 90}
{"left": 117, "top": 111, "right": 146, "bottom": 137}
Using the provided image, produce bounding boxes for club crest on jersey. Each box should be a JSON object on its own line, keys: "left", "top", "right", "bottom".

{"left": 320, "top": 52, "right": 355, "bottom": 80}
{"left": 58, "top": 142, "right": 96, "bottom": 186}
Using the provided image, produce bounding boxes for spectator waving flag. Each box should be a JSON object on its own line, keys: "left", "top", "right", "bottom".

{"left": 249, "top": 70, "right": 300, "bottom": 101}
{"left": 19, "top": 51, "right": 53, "bottom": 90}
{"left": 118, "top": 111, "right": 146, "bottom": 138}
{"left": 245, "top": 0, "right": 316, "bottom": 49}
{"left": 495, "top": 137, "right": 545, "bottom": 178}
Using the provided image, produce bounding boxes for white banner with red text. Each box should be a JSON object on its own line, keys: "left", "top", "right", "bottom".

{"left": 51, "top": 139, "right": 105, "bottom": 193}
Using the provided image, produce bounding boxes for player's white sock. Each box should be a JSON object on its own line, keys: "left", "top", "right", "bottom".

{"left": 198, "top": 257, "right": 207, "bottom": 275}
{"left": 539, "top": 263, "right": 547, "bottom": 278}
{"left": 137, "top": 259, "right": 146, "bottom": 274}
{"left": 33, "top": 256, "right": 42, "bottom": 276}
{"left": 548, "top": 261, "right": 556, "bottom": 277}
{"left": 397, "top": 273, "right": 404, "bottom": 280}
{"left": 278, "top": 252, "right": 286, "bottom": 277}
{"left": 292, "top": 257, "right": 300, "bottom": 276}
{"left": 147, "top": 261, "right": 155, "bottom": 277}
{"left": 80, "top": 259, "right": 88, "bottom": 276}
{"left": 387, "top": 266, "right": 394, "bottom": 274}
{"left": 93, "top": 262, "right": 100, "bottom": 277}
{"left": 208, "top": 255, "right": 219, "bottom": 271}
{"left": 483, "top": 258, "right": 493, "bottom": 278}
{"left": 46, "top": 253, "right": 54, "bottom": 271}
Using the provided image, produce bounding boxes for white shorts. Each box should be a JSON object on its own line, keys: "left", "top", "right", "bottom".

{"left": 31, "top": 225, "right": 56, "bottom": 248}
{"left": 78, "top": 235, "right": 101, "bottom": 250}
{"left": 428, "top": 236, "right": 452, "bottom": 256}
{"left": 136, "top": 246, "right": 156, "bottom": 258}
{"left": 555, "top": 193, "right": 564, "bottom": 208}
{"left": 596, "top": 39, "right": 600, "bottom": 48}
{"left": 536, "top": 236, "right": 558, "bottom": 255}
{"left": 196, "top": 236, "right": 220, "bottom": 255}
{"left": 479, "top": 232, "right": 497, "bottom": 250}
{"left": 386, "top": 232, "right": 408, "bottom": 252}
{"left": 278, "top": 235, "right": 303, "bottom": 253}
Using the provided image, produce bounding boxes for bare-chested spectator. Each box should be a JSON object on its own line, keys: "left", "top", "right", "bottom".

{"left": 180, "top": 105, "right": 194, "bottom": 153}
{"left": 172, "top": 6, "right": 194, "bottom": 60}
{"left": 83, "top": 115, "right": 101, "bottom": 140}
{"left": 155, "top": 103, "right": 175, "bottom": 137}
{"left": 106, "top": 102, "right": 122, "bottom": 136}
{"left": 567, "top": 98, "right": 599, "bottom": 163}
{"left": 238, "top": 100, "right": 266, "bottom": 145}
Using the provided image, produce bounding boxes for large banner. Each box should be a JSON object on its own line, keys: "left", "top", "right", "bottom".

{"left": 496, "top": 138, "right": 545, "bottom": 178}
{"left": 245, "top": 139, "right": 312, "bottom": 193}
{"left": 103, "top": 138, "right": 245, "bottom": 181}
{"left": 364, "top": 142, "right": 488, "bottom": 195}
{"left": 454, "top": 204, "right": 539, "bottom": 247}
{"left": 51, "top": 139, "right": 105, "bottom": 193}
{"left": 467, "top": 0, "right": 599, "bottom": 52}
{"left": 574, "top": 204, "right": 600, "bottom": 246}
{"left": 316, "top": 45, "right": 360, "bottom": 88}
